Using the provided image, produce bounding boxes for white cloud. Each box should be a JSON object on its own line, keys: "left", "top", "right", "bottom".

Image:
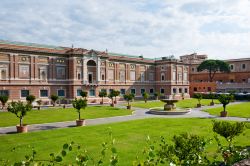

{"left": 0, "top": 0, "right": 250, "bottom": 59}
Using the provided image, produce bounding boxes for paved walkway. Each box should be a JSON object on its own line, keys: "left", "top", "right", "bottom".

{"left": 0, "top": 103, "right": 249, "bottom": 135}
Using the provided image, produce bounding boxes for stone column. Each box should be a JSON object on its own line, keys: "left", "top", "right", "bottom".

{"left": 96, "top": 57, "right": 100, "bottom": 83}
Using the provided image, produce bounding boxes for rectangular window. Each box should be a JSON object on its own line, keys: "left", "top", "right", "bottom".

{"left": 149, "top": 72, "right": 154, "bottom": 81}
{"left": 89, "top": 89, "right": 95, "bottom": 96}
{"left": 108, "top": 70, "right": 114, "bottom": 80}
{"left": 21, "top": 90, "right": 29, "bottom": 98}
{"left": 172, "top": 71, "right": 176, "bottom": 81}
{"left": 56, "top": 66, "right": 66, "bottom": 79}
{"left": 0, "top": 90, "right": 9, "bottom": 96}
{"left": 141, "top": 89, "right": 145, "bottom": 95}
{"left": 242, "top": 64, "right": 246, "bottom": 69}
{"left": 119, "top": 70, "right": 125, "bottom": 81}
{"left": 57, "top": 90, "right": 65, "bottom": 97}
{"left": 184, "top": 72, "right": 187, "bottom": 81}
{"left": 131, "top": 88, "right": 136, "bottom": 94}
{"left": 160, "top": 88, "right": 165, "bottom": 94}
{"left": 185, "top": 88, "right": 188, "bottom": 93}
{"left": 77, "top": 89, "right": 82, "bottom": 96}
{"left": 179, "top": 88, "right": 182, "bottom": 93}
{"left": 149, "top": 88, "right": 154, "bottom": 94}
{"left": 109, "top": 89, "right": 113, "bottom": 94}
{"left": 19, "top": 65, "right": 30, "bottom": 78}
{"left": 0, "top": 68, "right": 7, "bottom": 80}
{"left": 40, "top": 90, "right": 48, "bottom": 97}
{"left": 120, "top": 89, "right": 126, "bottom": 95}
{"left": 178, "top": 73, "right": 182, "bottom": 81}
{"left": 140, "top": 72, "right": 145, "bottom": 82}
{"left": 130, "top": 71, "right": 136, "bottom": 81}
{"left": 173, "top": 88, "right": 176, "bottom": 94}
{"left": 194, "top": 87, "right": 197, "bottom": 92}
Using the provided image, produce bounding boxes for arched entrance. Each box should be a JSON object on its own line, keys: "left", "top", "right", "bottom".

{"left": 87, "top": 60, "right": 96, "bottom": 83}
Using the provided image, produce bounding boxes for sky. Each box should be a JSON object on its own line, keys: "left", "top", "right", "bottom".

{"left": 1, "top": 0, "right": 250, "bottom": 59}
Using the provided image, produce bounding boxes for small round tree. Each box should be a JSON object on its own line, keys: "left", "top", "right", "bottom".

{"left": 36, "top": 100, "right": 42, "bottom": 110}
{"left": 99, "top": 91, "right": 107, "bottom": 104}
{"left": 113, "top": 90, "right": 120, "bottom": 104}
{"left": 108, "top": 91, "right": 115, "bottom": 107}
{"left": 7, "top": 101, "right": 32, "bottom": 133}
{"left": 50, "top": 94, "right": 59, "bottom": 107}
{"left": 142, "top": 92, "right": 149, "bottom": 103}
{"left": 80, "top": 91, "right": 88, "bottom": 100}
{"left": 72, "top": 98, "right": 87, "bottom": 126}
{"left": 26, "top": 95, "right": 36, "bottom": 105}
{"left": 123, "top": 93, "right": 134, "bottom": 109}
{"left": 218, "top": 94, "right": 234, "bottom": 117}
{"left": 0, "top": 95, "right": 8, "bottom": 110}
{"left": 154, "top": 92, "right": 160, "bottom": 100}
{"left": 194, "top": 93, "right": 203, "bottom": 108}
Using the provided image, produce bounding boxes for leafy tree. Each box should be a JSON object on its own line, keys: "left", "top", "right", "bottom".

{"left": 80, "top": 91, "right": 88, "bottom": 99}
{"left": 50, "top": 94, "right": 59, "bottom": 107}
{"left": 123, "top": 93, "right": 134, "bottom": 108}
{"left": 154, "top": 92, "right": 160, "bottom": 100}
{"left": 113, "top": 90, "right": 120, "bottom": 103}
{"left": 108, "top": 91, "right": 115, "bottom": 106}
{"left": 142, "top": 92, "right": 149, "bottom": 103}
{"left": 98, "top": 91, "right": 107, "bottom": 104}
{"left": 36, "top": 100, "right": 42, "bottom": 110}
{"left": 0, "top": 95, "right": 8, "bottom": 109}
{"left": 26, "top": 95, "right": 36, "bottom": 104}
{"left": 7, "top": 101, "right": 32, "bottom": 126}
{"left": 197, "top": 60, "right": 230, "bottom": 82}
{"left": 193, "top": 93, "right": 202, "bottom": 106}
{"left": 218, "top": 94, "right": 233, "bottom": 112}
{"left": 72, "top": 98, "right": 87, "bottom": 120}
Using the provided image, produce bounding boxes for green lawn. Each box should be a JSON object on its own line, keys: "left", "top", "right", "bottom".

{"left": 204, "top": 102, "right": 250, "bottom": 118}
{"left": 129, "top": 98, "right": 220, "bottom": 109}
{"left": 0, "top": 106, "right": 132, "bottom": 127}
{"left": 0, "top": 118, "right": 249, "bottom": 165}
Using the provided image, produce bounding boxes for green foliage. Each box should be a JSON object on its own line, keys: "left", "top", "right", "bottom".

{"left": 99, "top": 91, "right": 107, "bottom": 98}
{"left": 0, "top": 95, "right": 8, "bottom": 109}
{"left": 113, "top": 90, "right": 120, "bottom": 97}
{"left": 212, "top": 121, "right": 248, "bottom": 165}
{"left": 134, "top": 133, "right": 211, "bottom": 166}
{"left": 212, "top": 121, "right": 245, "bottom": 143}
{"left": 36, "top": 100, "right": 42, "bottom": 106}
{"left": 142, "top": 92, "right": 149, "bottom": 103}
{"left": 80, "top": 91, "right": 88, "bottom": 99}
{"left": 193, "top": 93, "right": 203, "bottom": 104}
{"left": 123, "top": 93, "right": 134, "bottom": 106}
{"left": 197, "top": 59, "right": 230, "bottom": 82}
{"left": 7, "top": 101, "right": 32, "bottom": 126}
{"left": 26, "top": 95, "right": 36, "bottom": 104}
{"left": 72, "top": 98, "right": 87, "bottom": 120}
{"left": 50, "top": 94, "right": 59, "bottom": 106}
{"left": 218, "top": 94, "right": 234, "bottom": 112}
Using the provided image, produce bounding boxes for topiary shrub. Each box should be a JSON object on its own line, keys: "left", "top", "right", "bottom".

{"left": 50, "top": 94, "right": 59, "bottom": 107}
{"left": 0, "top": 95, "right": 8, "bottom": 110}
{"left": 26, "top": 95, "right": 36, "bottom": 105}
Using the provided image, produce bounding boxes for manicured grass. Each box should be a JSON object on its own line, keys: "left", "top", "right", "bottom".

{"left": 0, "top": 106, "right": 132, "bottom": 127}
{"left": 0, "top": 118, "right": 249, "bottom": 165}
{"left": 204, "top": 102, "right": 250, "bottom": 118}
{"left": 128, "top": 98, "right": 220, "bottom": 109}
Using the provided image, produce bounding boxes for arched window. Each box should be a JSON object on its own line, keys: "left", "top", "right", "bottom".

{"left": 1, "top": 70, "right": 6, "bottom": 79}
{"left": 161, "top": 73, "right": 165, "bottom": 81}
{"left": 41, "top": 71, "right": 46, "bottom": 80}
{"left": 77, "top": 73, "right": 81, "bottom": 80}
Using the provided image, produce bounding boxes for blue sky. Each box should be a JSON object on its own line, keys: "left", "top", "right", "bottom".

{"left": 1, "top": 0, "right": 250, "bottom": 59}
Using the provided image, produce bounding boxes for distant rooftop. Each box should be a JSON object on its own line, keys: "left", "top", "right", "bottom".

{"left": 0, "top": 40, "right": 66, "bottom": 50}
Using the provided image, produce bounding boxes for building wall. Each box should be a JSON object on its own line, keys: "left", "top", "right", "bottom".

{"left": 0, "top": 43, "right": 190, "bottom": 103}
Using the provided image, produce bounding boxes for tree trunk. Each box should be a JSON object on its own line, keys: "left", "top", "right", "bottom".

{"left": 78, "top": 111, "right": 81, "bottom": 120}
{"left": 102, "top": 97, "right": 104, "bottom": 104}
{"left": 20, "top": 117, "right": 23, "bottom": 126}
{"left": 128, "top": 101, "right": 130, "bottom": 107}
{"left": 223, "top": 105, "right": 226, "bottom": 112}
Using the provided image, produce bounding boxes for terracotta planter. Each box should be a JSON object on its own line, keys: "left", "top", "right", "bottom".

{"left": 76, "top": 119, "right": 85, "bottom": 126}
{"left": 16, "top": 125, "right": 28, "bottom": 133}
{"left": 210, "top": 102, "right": 214, "bottom": 106}
{"left": 220, "top": 111, "right": 227, "bottom": 117}
{"left": 197, "top": 104, "right": 202, "bottom": 108}
{"left": 127, "top": 105, "right": 131, "bottom": 110}
{"left": 110, "top": 103, "right": 115, "bottom": 107}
